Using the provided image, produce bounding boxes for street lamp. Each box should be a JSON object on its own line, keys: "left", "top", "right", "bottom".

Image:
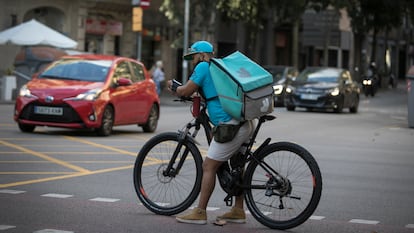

{"left": 182, "top": 0, "right": 189, "bottom": 83}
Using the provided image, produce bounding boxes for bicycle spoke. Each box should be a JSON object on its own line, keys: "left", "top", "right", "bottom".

{"left": 134, "top": 133, "right": 203, "bottom": 215}
{"left": 245, "top": 142, "right": 322, "bottom": 229}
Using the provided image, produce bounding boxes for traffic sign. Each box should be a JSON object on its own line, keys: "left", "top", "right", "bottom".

{"left": 140, "top": 0, "right": 150, "bottom": 9}
{"left": 132, "top": 7, "right": 143, "bottom": 31}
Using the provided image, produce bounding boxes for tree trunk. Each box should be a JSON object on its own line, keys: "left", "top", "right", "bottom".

{"left": 353, "top": 33, "right": 364, "bottom": 82}
{"left": 292, "top": 18, "right": 299, "bottom": 68}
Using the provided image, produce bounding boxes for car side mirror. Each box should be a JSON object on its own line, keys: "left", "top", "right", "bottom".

{"left": 117, "top": 77, "right": 132, "bottom": 86}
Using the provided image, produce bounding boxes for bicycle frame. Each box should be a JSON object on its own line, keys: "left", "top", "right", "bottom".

{"left": 162, "top": 99, "right": 212, "bottom": 177}
{"left": 134, "top": 96, "right": 322, "bottom": 229}
{"left": 163, "top": 98, "right": 286, "bottom": 197}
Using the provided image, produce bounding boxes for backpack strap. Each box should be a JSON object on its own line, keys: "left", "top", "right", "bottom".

{"left": 205, "top": 96, "right": 218, "bottom": 102}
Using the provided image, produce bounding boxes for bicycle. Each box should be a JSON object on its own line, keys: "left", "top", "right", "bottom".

{"left": 133, "top": 96, "right": 322, "bottom": 230}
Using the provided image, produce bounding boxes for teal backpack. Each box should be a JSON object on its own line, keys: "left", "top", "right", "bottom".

{"left": 209, "top": 51, "right": 274, "bottom": 121}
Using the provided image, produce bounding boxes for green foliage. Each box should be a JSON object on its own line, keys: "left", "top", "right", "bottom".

{"left": 342, "top": 0, "right": 404, "bottom": 34}
{"left": 159, "top": 0, "right": 182, "bottom": 25}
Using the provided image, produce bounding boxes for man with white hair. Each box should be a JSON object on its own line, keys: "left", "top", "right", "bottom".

{"left": 152, "top": 60, "right": 165, "bottom": 96}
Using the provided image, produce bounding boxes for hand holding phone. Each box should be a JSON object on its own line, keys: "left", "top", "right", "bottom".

{"left": 171, "top": 79, "right": 182, "bottom": 92}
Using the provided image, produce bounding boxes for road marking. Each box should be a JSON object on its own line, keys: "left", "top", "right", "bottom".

{"left": 63, "top": 136, "right": 137, "bottom": 156}
{"left": 41, "top": 193, "right": 73, "bottom": 198}
{"left": 0, "top": 160, "right": 132, "bottom": 164}
{"left": 349, "top": 219, "right": 379, "bottom": 225}
{"left": 0, "top": 189, "right": 26, "bottom": 194}
{"left": 406, "top": 224, "right": 414, "bottom": 228}
{"left": 0, "top": 165, "right": 133, "bottom": 188}
{"left": 189, "top": 206, "right": 220, "bottom": 211}
{"left": 0, "top": 140, "right": 90, "bottom": 173}
{"left": 0, "top": 225, "right": 16, "bottom": 230}
{"left": 33, "top": 229, "right": 74, "bottom": 233}
{"left": 89, "top": 197, "right": 120, "bottom": 202}
{"left": 0, "top": 172, "right": 75, "bottom": 175}
{"left": 310, "top": 215, "right": 325, "bottom": 220}
{"left": 62, "top": 136, "right": 161, "bottom": 163}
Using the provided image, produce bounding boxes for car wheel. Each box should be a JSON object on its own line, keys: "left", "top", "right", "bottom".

{"left": 286, "top": 105, "right": 295, "bottom": 111}
{"left": 350, "top": 97, "right": 359, "bottom": 113}
{"left": 18, "top": 123, "right": 35, "bottom": 133}
{"left": 96, "top": 105, "right": 114, "bottom": 136}
{"left": 141, "top": 104, "right": 159, "bottom": 133}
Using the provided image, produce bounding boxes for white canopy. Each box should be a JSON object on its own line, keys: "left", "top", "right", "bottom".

{"left": 0, "top": 19, "right": 77, "bottom": 48}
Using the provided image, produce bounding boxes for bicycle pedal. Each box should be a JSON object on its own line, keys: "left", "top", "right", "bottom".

{"left": 224, "top": 195, "right": 233, "bottom": 206}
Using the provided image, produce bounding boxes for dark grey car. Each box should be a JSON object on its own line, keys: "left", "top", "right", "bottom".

{"left": 263, "top": 65, "right": 299, "bottom": 107}
{"left": 284, "top": 67, "right": 360, "bottom": 113}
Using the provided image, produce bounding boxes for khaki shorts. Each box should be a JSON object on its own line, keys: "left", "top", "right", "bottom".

{"left": 207, "top": 120, "right": 255, "bottom": 161}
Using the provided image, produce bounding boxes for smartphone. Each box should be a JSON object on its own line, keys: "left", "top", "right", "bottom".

{"left": 172, "top": 79, "right": 182, "bottom": 86}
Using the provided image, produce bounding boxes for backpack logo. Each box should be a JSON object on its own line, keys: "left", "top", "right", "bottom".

{"left": 260, "top": 98, "right": 270, "bottom": 112}
{"left": 237, "top": 68, "right": 251, "bottom": 78}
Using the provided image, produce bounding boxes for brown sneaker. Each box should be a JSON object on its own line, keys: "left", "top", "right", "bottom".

{"left": 216, "top": 207, "right": 246, "bottom": 223}
{"left": 176, "top": 207, "right": 207, "bottom": 225}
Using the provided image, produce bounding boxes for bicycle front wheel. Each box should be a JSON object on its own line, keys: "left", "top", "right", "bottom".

{"left": 244, "top": 141, "right": 322, "bottom": 229}
{"left": 133, "top": 132, "right": 203, "bottom": 215}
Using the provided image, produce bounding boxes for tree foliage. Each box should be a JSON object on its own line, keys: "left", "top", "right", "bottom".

{"left": 159, "top": 0, "right": 414, "bottom": 69}
{"left": 343, "top": 0, "right": 402, "bottom": 35}
{"left": 160, "top": 0, "right": 218, "bottom": 43}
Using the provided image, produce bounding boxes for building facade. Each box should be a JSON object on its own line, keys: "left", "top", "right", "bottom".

{"left": 0, "top": 0, "right": 175, "bottom": 78}
{"left": 1, "top": 0, "right": 412, "bottom": 88}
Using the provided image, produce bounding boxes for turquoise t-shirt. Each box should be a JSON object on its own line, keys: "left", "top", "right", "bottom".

{"left": 190, "top": 61, "right": 232, "bottom": 126}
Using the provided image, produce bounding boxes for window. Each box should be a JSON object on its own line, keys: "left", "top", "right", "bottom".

{"left": 130, "top": 62, "right": 145, "bottom": 82}
{"left": 113, "top": 61, "right": 132, "bottom": 83}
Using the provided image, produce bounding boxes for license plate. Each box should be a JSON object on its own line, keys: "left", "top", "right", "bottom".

{"left": 34, "top": 106, "right": 63, "bottom": 116}
{"left": 301, "top": 94, "right": 319, "bottom": 100}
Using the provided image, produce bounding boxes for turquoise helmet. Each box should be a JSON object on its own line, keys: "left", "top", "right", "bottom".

{"left": 183, "top": 41, "right": 214, "bottom": 60}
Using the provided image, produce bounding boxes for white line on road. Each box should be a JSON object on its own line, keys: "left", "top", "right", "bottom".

{"left": 33, "top": 229, "right": 74, "bottom": 233}
{"left": 0, "top": 189, "right": 26, "bottom": 194}
{"left": 406, "top": 224, "right": 414, "bottom": 228}
{"left": 41, "top": 193, "right": 73, "bottom": 198}
{"left": 310, "top": 216, "right": 326, "bottom": 220}
{"left": 349, "top": 219, "right": 379, "bottom": 225}
{"left": 0, "top": 225, "right": 16, "bottom": 230}
{"left": 89, "top": 197, "right": 120, "bottom": 202}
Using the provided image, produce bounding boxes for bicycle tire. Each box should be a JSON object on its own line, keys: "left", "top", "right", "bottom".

{"left": 244, "top": 141, "right": 322, "bottom": 229}
{"left": 133, "top": 132, "right": 203, "bottom": 215}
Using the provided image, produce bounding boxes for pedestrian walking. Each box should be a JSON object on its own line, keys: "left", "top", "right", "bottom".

{"left": 152, "top": 60, "right": 165, "bottom": 96}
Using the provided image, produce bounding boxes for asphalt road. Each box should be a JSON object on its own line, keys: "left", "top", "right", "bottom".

{"left": 0, "top": 82, "right": 413, "bottom": 233}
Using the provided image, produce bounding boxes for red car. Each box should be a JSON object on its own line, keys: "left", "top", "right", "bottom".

{"left": 14, "top": 54, "right": 160, "bottom": 136}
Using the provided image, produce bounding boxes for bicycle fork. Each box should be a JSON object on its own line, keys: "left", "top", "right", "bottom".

{"left": 163, "top": 124, "right": 200, "bottom": 178}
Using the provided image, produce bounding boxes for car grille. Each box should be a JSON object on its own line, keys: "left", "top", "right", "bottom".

{"left": 19, "top": 102, "right": 82, "bottom": 123}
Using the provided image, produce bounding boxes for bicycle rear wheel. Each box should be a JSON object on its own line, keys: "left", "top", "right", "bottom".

{"left": 244, "top": 141, "right": 322, "bottom": 229}
{"left": 133, "top": 132, "right": 203, "bottom": 215}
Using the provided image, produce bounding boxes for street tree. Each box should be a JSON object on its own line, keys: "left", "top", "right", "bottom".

{"left": 340, "top": 0, "right": 403, "bottom": 78}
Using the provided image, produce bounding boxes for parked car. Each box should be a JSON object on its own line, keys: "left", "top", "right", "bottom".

{"left": 14, "top": 54, "right": 160, "bottom": 136}
{"left": 263, "top": 65, "right": 299, "bottom": 106}
{"left": 284, "top": 67, "right": 360, "bottom": 113}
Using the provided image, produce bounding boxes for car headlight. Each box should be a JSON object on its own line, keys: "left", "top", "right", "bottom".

{"left": 19, "top": 85, "right": 36, "bottom": 98}
{"left": 286, "top": 86, "right": 294, "bottom": 94}
{"left": 74, "top": 89, "right": 102, "bottom": 101}
{"left": 273, "top": 84, "right": 283, "bottom": 95}
{"left": 363, "top": 79, "right": 372, "bottom": 85}
{"left": 329, "top": 87, "right": 340, "bottom": 96}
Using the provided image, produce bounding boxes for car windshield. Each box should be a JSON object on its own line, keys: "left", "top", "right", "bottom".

{"left": 296, "top": 69, "right": 339, "bottom": 83}
{"left": 39, "top": 59, "right": 112, "bottom": 82}
{"left": 264, "top": 66, "right": 285, "bottom": 82}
